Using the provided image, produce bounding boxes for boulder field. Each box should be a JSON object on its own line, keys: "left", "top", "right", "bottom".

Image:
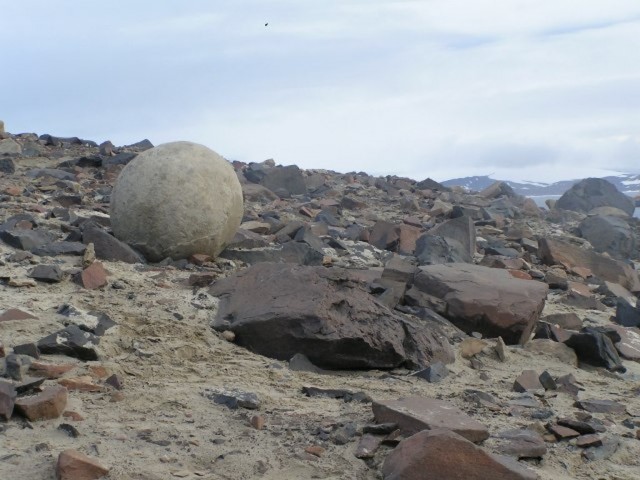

{"left": 1, "top": 124, "right": 640, "bottom": 479}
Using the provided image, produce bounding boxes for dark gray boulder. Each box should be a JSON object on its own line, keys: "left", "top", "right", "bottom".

{"left": 209, "top": 263, "right": 454, "bottom": 369}
{"left": 578, "top": 215, "right": 635, "bottom": 259}
{"left": 556, "top": 178, "right": 634, "bottom": 216}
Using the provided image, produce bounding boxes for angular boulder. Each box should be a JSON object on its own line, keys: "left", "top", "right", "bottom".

{"left": 556, "top": 178, "right": 634, "bottom": 216}
{"left": 411, "top": 263, "right": 548, "bottom": 344}
{"left": 539, "top": 237, "right": 640, "bottom": 292}
{"left": 578, "top": 215, "right": 635, "bottom": 259}
{"left": 209, "top": 263, "right": 454, "bottom": 369}
{"left": 414, "top": 216, "right": 475, "bottom": 265}
{"left": 382, "top": 429, "right": 537, "bottom": 480}
{"left": 372, "top": 396, "right": 489, "bottom": 442}
{"left": 56, "top": 449, "right": 109, "bottom": 480}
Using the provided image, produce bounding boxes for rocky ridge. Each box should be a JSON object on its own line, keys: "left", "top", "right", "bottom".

{"left": 1, "top": 125, "right": 640, "bottom": 479}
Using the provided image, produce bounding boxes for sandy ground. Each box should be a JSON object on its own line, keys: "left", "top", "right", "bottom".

{"left": 1, "top": 253, "right": 640, "bottom": 480}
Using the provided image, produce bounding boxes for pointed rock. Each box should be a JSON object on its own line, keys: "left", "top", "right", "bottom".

{"left": 372, "top": 396, "right": 489, "bottom": 443}
{"left": 14, "top": 385, "right": 68, "bottom": 421}
{"left": 382, "top": 429, "right": 537, "bottom": 480}
{"left": 56, "top": 449, "right": 109, "bottom": 480}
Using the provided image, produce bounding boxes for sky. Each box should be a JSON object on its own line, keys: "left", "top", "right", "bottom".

{"left": 1, "top": 0, "right": 640, "bottom": 183}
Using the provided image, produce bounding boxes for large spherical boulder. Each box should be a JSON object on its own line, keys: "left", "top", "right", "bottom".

{"left": 110, "top": 141, "right": 243, "bottom": 262}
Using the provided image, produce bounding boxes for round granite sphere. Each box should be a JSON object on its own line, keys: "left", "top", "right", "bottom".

{"left": 110, "top": 141, "right": 243, "bottom": 262}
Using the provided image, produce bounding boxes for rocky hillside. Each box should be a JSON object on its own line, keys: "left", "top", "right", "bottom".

{"left": 1, "top": 124, "right": 640, "bottom": 480}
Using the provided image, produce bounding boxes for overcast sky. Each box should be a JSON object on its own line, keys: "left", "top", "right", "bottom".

{"left": 2, "top": 1, "right": 640, "bottom": 183}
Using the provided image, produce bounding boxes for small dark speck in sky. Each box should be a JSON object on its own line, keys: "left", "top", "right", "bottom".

{"left": 265, "top": 22, "right": 268, "bottom": 26}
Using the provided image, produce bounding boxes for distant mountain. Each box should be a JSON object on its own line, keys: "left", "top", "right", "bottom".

{"left": 441, "top": 173, "right": 640, "bottom": 198}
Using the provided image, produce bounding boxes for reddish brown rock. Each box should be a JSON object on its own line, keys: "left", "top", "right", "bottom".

{"left": 412, "top": 263, "right": 548, "bottom": 344}
{"left": 576, "top": 434, "right": 602, "bottom": 448}
{"left": 29, "top": 361, "right": 75, "bottom": 379}
{"left": 15, "top": 386, "right": 68, "bottom": 421}
{"left": 382, "top": 429, "right": 537, "bottom": 480}
{"left": 610, "top": 325, "right": 640, "bottom": 360}
{"left": 513, "top": 370, "right": 544, "bottom": 392}
{"left": 547, "top": 424, "right": 580, "bottom": 440}
{"left": 58, "top": 376, "right": 103, "bottom": 392}
{"left": 304, "top": 445, "right": 325, "bottom": 457}
{"left": 372, "top": 396, "right": 489, "bottom": 443}
{"left": 56, "top": 449, "right": 109, "bottom": 480}
{"left": 355, "top": 433, "right": 384, "bottom": 459}
{"left": 539, "top": 237, "right": 640, "bottom": 292}
{"left": 79, "top": 262, "right": 107, "bottom": 289}
{"left": 0, "top": 308, "right": 38, "bottom": 322}
{"left": 577, "top": 399, "right": 626, "bottom": 414}
{"left": 493, "top": 429, "right": 547, "bottom": 459}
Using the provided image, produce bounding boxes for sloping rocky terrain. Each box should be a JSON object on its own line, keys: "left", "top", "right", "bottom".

{"left": 1, "top": 124, "right": 640, "bottom": 480}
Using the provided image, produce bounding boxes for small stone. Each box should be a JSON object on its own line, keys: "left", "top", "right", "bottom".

{"left": 362, "top": 423, "right": 398, "bottom": 435}
{"left": 288, "top": 353, "right": 324, "bottom": 373}
{"left": 63, "top": 411, "right": 85, "bottom": 421}
{"left": 188, "top": 272, "right": 217, "bottom": 287}
{"left": 29, "top": 361, "right": 75, "bottom": 379}
{"left": 250, "top": 415, "right": 265, "bottom": 430}
{"left": 58, "top": 376, "right": 103, "bottom": 392}
{"left": 110, "top": 391, "right": 125, "bottom": 402}
{"left": 547, "top": 424, "right": 580, "bottom": 440}
{"left": 12, "top": 343, "right": 40, "bottom": 359}
{"left": 56, "top": 449, "right": 109, "bottom": 480}
{"left": 538, "top": 370, "right": 557, "bottom": 390}
{"left": 495, "top": 336, "right": 508, "bottom": 362}
{"left": 105, "top": 374, "right": 124, "bottom": 390}
{"left": 355, "top": 433, "right": 383, "bottom": 459}
{"left": 331, "top": 422, "right": 358, "bottom": 445}
{"left": 220, "top": 330, "right": 235, "bottom": 342}
{"left": 15, "top": 386, "right": 68, "bottom": 421}
{"left": 203, "top": 388, "right": 260, "bottom": 410}
{"left": 82, "top": 242, "right": 96, "bottom": 267}
{"left": 304, "top": 445, "right": 325, "bottom": 457}
{"left": 459, "top": 338, "right": 488, "bottom": 359}
{"left": 557, "top": 418, "right": 597, "bottom": 435}
{"left": 493, "top": 429, "right": 547, "bottom": 458}
{"left": 576, "top": 434, "right": 602, "bottom": 448}
{"left": 412, "top": 361, "right": 449, "bottom": 383}
{"left": 29, "top": 264, "right": 64, "bottom": 283}
{"left": 513, "top": 370, "right": 544, "bottom": 393}
{"left": 5, "top": 354, "right": 33, "bottom": 380}
{"left": 0, "top": 308, "right": 38, "bottom": 322}
{"left": 58, "top": 423, "right": 81, "bottom": 438}
{"left": 577, "top": 399, "right": 626, "bottom": 414}
{"left": 37, "top": 326, "right": 100, "bottom": 361}
{"left": 0, "top": 381, "right": 17, "bottom": 420}
{"left": 79, "top": 261, "right": 108, "bottom": 289}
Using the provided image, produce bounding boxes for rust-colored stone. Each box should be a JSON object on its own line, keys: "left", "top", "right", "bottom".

{"left": 56, "top": 449, "right": 109, "bottom": 480}
{"left": 79, "top": 262, "right": 107, "bottom": 290}
{"left": 15, "top": 386, "right": 68, "bottom": 421}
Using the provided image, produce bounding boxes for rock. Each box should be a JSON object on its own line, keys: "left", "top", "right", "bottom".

{"left": 0, "top": 229, "right": 55, "bottom": 251}
{"left": 28, "top": 362, "right": 75, "bottom": 379}
{"left": 210, "top": 263, "right": 454, "bottom": 369}
{"left": 5, "top": 354, "right": 32, "bottom": 380}
{"left": 82, "top": 225, "right": 144, "bottom": 264}
{"left": 355, "top": 433, "right": 383, "bottom": 458}
{"left": 547, "top": 424, "right": 580, "bottom": 439}
{"left": 32, "top": 241, "right": 86, "bottom": 257}
{"left": 576, "top": 399, "right": 626, "bottom": 414}
{"left": 288, "top": 353, "right": 325, "bottom": 374}
{"left": 111, "top": 142, "right": 243, "bottom": 262}
{"left": 513, "top": 370, "right": 544, "bottom": 393}
{"left": 563, "top": 328, "right": 624, "bottom": 371}
{"left": 544, "top": 268, "right": 568, "bottom": 289}
{"left": 459, "top": 338, "right": 488, "bottom": 358}
{"left": 221, "top": 241, "right": 324, "bottom": 266}
{"left": 610, "top": 325, "right": 640, "bottom": 360}
{"left": 14, "top": 385, "right": 68, "bottom": 421}
{"left": 493, "top": 429, "right": 547, "bottom": 458}
{"left": 0, "top": 156, "right": 16, "bottom": 174}
{"left": 539, "top": 237, "right": 639, "bottom": 292}
{"left": 412, "top": 263, "right": 548, "bottom": 344}
{"left": 540, "top": 313, "right": 582, "bottom": 330}
{"left": 0, "top": 381, "right": 17, "bottom": 420}
{"left": 56, "top": 449, "right": 109, "bottom": 480}
{"left": 241, "top": 183, "right": 279, "bottom": 203}
{"left": 105, "top": 374, "right": 124, "bottom": 390}
{"left": 248, "top": 164, "right": 307, "bottom": 198}
{"left": 372, "top": 396, "right": 489, "bottom": 442}
{"left": 382, "top": 429, "right": 537, "bottom": 480}
{"left": 556, "top": 178, "right": 634, "bottom": 216}
{"left": 582, "top": 436, "right": 620, "bottom": 461}
{"left": 58, "top": 376, "right": 103, "bottom": 392}
{"left": 203, "top": 387, "right": 260, "bottom": 410}
{"left": 411, "top": 361, "right": 449, "bottom": 383}
{"left": 331, "top": 422, "right": 358, "bottom": 445}
{"left": 12, "top": 343, "right": 40, "bottom": 359}
{"left": 0, "top": 138, "right": 22, "bottom": 154}
{"left": 557, "top": 418, "right": 596, "bottom": 435}
{"left": 614, "top": 298, "right": 640, "bottom": 327}
{"left": 29, "top": 264, "right": 64, "bottom": 283}
{"left": 538, "top": 371, "right": 557, "bottom": 390}
{"left": 79, "top": 261, "right": 108, "bottom": 289}
{"left": 576, "top": 434, "right": 602, "bottom": 448}
{"left": 302, "top": 386, "right": 371, "bottom": 403}
{"left": 579, "top": 215, "right": 635, "bottom": 259}
{"left": 426, "top": 215, "right": 476, "bottom": 261}
{"left": 0, "top": 308, "right": 38, "bottom": 322}
{"left": 37, "top": 325, "right": 100, "bottom": 361}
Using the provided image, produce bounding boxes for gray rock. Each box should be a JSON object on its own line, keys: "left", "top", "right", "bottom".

{"left": 31, "top": 241, "right": 86, "bottom": 257}
{"left": 82, "top": 225, "right": 144, "bottom": 264}
{"left": 0, "top": 229, "right": 55, "bottom": 251}
{"left": 37, "top": 326, "right": 99, "bottom": 361}
{"left": 210, "top": 263, "right": 454, "bottom": 370}
{"left": 0, "top": 138, "right": 22, "bottom": 155}
{"left": 411, "top": 361, "right": 449, "bottom": 383}
{"left": 0, "top": 156, "right": 15, "bottom": 174}
{"left": 203, "top": 388, "right": 260, "bottom": 410}
{"left": 579, "top": 215, "right": 635, "bottom": 259}
{"left": 556, "top": 178, "right": 634, "bottom": 216}
{"left": 29, "top": 264, "right": 64, "bottom": 283}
